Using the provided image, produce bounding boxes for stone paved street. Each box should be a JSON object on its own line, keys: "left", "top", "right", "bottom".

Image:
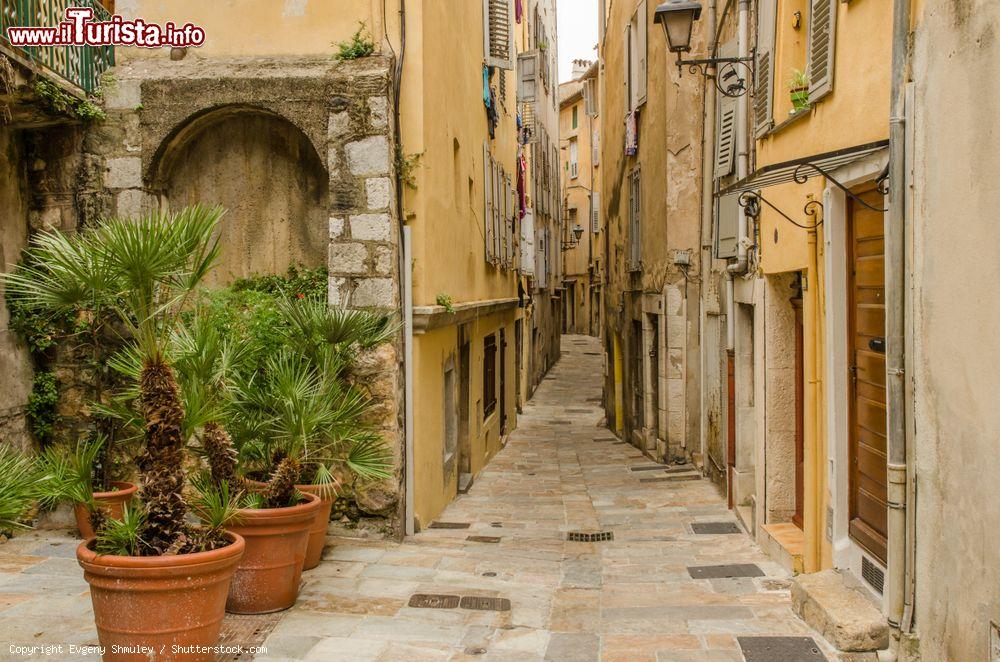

{"left": 0, "top": 335, "right": 836, "bottom": 661}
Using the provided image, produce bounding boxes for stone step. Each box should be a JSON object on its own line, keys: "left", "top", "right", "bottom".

{"left": 790, "top": 569, "right": 889, "bottom": 653}
{"left": 760, "top": 522, "right": 805, "bottom": 575}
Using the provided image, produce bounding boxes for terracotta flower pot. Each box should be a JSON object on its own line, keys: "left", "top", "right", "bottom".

{"left": 225, "top": 491, "right": 321, "bottom": 614}
{"left": 296, "top": 484, "right": 336, "bottom": 570}
{"left": 77, "top": 532, "right": 245, "bottom": 662}
{"left": 245, "top": 480, "right": 336, "bottom": 571}
{"left": 74, "top": 481, "right": 138, "bottom": 539}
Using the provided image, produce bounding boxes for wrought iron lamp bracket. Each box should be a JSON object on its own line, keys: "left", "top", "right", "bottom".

{"left": 738, "top": 191, "right": 824, "bottom": 230}
{"left": 675, "top": 54, "right": 755, "bottom": 98}
{"left": 792, "top": 162, "right": 889, "bottom": 212}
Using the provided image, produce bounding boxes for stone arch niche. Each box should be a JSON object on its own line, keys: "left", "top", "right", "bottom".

{"left": 149, "top": 105, "right": 328, "bottom": 286}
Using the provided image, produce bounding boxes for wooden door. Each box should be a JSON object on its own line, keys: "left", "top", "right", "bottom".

{"left": 499, "top": 329, "right": 507, "bottom": 435}
{"left": 792, "top": 297, "right": 804, "bottom": 529}
{"left": 847, "top": 187, "right": 888, "bottom": 563}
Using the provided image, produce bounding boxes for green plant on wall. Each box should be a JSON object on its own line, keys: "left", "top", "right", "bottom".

{"left": 33, "top": 79, "right": 106, "bottom": 122}
{"left": 788, "top": 69, "right": 810, "bottom": 113}
{"left": 334, "top": 22, "right": 376, "bottom": 61}
{"left": 25, "top": 371, "right": 59, "bottom": 444}
{"left": 396, "top": 148, "right": 424, "bottom": 190}
{"left": 436, "top": 294, "right": 455, "bottom": 314}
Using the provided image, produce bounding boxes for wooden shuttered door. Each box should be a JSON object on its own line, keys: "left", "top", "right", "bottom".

{"left": 848, "top": 186, "right": 888, "bottom": 563}
{"left": 753, "top": 0, "right": 777, "bottom": 137}
{"left": 807, "top": 0, "right": 837, "bottom": 102}
{"left": 484, "top": 0, "right": 515, "bottom": 70}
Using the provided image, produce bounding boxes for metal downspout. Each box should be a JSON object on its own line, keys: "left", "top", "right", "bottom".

{"left": 880, "top": 0, "right": 911, "bottom": 657}
{"left": 699, "top": 0, "right": 718, "bottom": 466}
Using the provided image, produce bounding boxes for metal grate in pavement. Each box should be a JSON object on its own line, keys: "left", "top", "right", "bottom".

{"left": 460, "top": 596, "right": 511, "bottom": 611}
{"left": 429, "top": 521, "right": 471, "bottom": 529}
{"left": 467, "top": 535, "right": 502, "bottom": 543}
{"left": 687, "top": 563, "right": 764, "bottom": 579}
{"left": 629, "top": 464, "right": 667, "bottom": 472}
{"left": 567, "top": 531, "right": 614, "bottom": 542}
{"left": 409, "top": 594, "right": 461, "bottom": 609}
{"left": 216, "top": 613, "right": 282, "bottom": 661}
{"left": 639, "top": 475, "right": 700, "bottom": 483}
{"left": 692, "top": 522, "right": 743, "bottom": 534}
{"left": 738, "top": 636, "right": 827, "bottom": 661}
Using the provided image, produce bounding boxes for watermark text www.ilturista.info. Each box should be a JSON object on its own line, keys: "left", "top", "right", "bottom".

{"left": 9, "top": 644, "right": 267, "bottom": 657}
{"left": 5, "top": 7, "right": 205, "bottom": 48}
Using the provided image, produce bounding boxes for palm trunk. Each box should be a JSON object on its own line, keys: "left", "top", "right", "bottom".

{"left": 265, "top": 456, "right": 301, "bottom": 508}
{"left": 138, "top": 359, "right": 188, "bottom": 555}
{"left": 203, "top": 421, "right": 243, "bottom": 493}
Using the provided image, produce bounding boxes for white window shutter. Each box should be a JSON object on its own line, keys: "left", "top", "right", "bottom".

{"left": 753, "top": 0, "right": 776, "bottom": 137}
{"left": 593, "top": 127, "right": 600, "bottom": 165}
{"left": 520, "top": 208, "right": 535, "bottom": 275}
{"left": 807, "top": 0, "right": 836, "bottom": 102}
{"left": 569, "top": 140, "right": 579, "bottom": 179}
{"left": 624, "top": 23, "right": 632, "bottom": 113}
{"left": 493, "top": 159, "right": 502, "bottom": 262}
{"left": 636, "top": 0, "right": 647, "bottom": 106}
{"left": 518, "top": 51, "right": 538, "bottom": 104}
{"left": 591, "top": 191, "right": 601, "bottom": 233}
{"left": 583, "top": 81, "right": 593, "bottom": 116}
{"left": 484, "top": 0, "right": 515, "bottom": 70}
{"left": 715, "top": 96, "right": 737, "bottom": 178}
{"left": 584, "top": 78, "right": 600, "bottom": 117}
{"left": 483, "top": 141, "right": 495, "bottom": 263}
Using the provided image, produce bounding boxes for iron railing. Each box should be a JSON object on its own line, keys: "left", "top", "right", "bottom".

{"left": 1, "top": 0, "right": 115, "bottom": 94}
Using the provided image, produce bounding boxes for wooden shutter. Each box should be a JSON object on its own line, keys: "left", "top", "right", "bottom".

{"left": 520, "top": 208, "right": 535, "bottom": 275}
{"left": 493, "top": 160, "right": 502, "bottom": 262}
{"left": 483, "top": 141, "right": 495, "bottom": 263}
{"left": 628, "top": 168, "right": 641, "bottom": 270}
{"left": 624, "top": 23, "right": 632, "bottom": 113}
{"left": 570, "top": 140, "right": 579, "bottom": 179}
{"left": 517, "top": 51, "right": 539, "bottom": 103}
{"left": 716, "top": 95, "right": 737, "bottom": 178}
{"left": 753, "top": 0, "right": 776, "bottom": 137}
{"left": 484, "top": 0, "right": 515, "bottom": 70}
{"left": 715, "top": 192, "right": 740, "bottom": 259}
{"left": 591, "top": 191, "right": 601, "bottom": 233}
{"left": 635, "top": 0, "right": 648, "bottom": 107}
{"left": 584, "top": 78, "right": 600, "bottom": 116}
{"left": 807, "top": 0, "right": 837, "bottom": 102}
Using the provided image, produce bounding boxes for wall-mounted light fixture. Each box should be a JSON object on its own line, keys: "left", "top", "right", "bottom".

{"left": 561, "top": 224, "right": 585, "bottom": 251}
{"left": 653, "top": 0, "right": 755, "bottom": 98}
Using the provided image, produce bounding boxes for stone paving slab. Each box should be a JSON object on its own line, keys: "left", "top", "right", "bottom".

{"left": 0, "top": 335, "right": 841, "bottom": 661}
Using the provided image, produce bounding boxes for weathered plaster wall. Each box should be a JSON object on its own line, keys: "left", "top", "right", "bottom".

{"left": 910, "top": 1, "right": 1000, "bottom": 659}
{"left": 0, "top": 128, "right": 32, "bottom": 451}
{"left": 763, "top": 272, "right": 798, "bottom": 523}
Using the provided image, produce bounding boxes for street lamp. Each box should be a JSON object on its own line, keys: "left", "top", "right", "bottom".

{"left": 653, "top": 0, "right": 701, "bottom": 53}
{"left": 653, "top": 0, "right": 754, "bottom": 98}
{"left": 561, "top": 224, "right": 585, "bottom": 251}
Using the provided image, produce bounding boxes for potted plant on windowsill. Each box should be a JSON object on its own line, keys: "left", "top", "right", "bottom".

{"left": 5, "top": 206, "right": 245, "bottom": 662}
{"left": 788, "top": 69, "right": 810, "bottom": 114}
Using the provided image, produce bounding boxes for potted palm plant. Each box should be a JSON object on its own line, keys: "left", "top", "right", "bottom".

{"left": 4, "top": 206, "right": 245, "bottom": 661}
{"left": 0, "top": 445, "right": 38, "bottom": 533}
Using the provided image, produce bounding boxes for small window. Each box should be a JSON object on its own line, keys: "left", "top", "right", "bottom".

{"left": 572, "top": 105, "right": 579, "bottom": 129}
{"left": 483, "top": 334, "right": 498, "bottom": 418}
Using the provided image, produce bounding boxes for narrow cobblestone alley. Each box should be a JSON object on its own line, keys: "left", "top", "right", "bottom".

{"left": 255, "top": 334, "right": 833, "bottom": 661}
{"left": 0, "top": 336, "right": 835, "bottom": 662}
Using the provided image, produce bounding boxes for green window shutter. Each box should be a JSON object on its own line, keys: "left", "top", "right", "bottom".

{"left": 753, "top": 0, "right": 777, "bottom": 137}
{"left": 807, "top": 0, "right": 837, "bottom": 102}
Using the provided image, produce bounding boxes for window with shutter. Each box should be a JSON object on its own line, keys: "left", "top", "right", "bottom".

{"left": 584, "top": 78, "right": 599, "bottom": 116}
{"left": 520, "top": 208, "right": 535, "bottom": 275}
{"left": 715, "top": 97, "right": 737, "bottom": 178}
{"left": 628, "top": 168, "right": 642, "bottom": 271}
{"left": 753, "top": 0, "right": 776, "bottom": 137}
{"left": 591, "top": 191, "right": 601, "bottom": 233}
{"left": 635, "top": 0, "right": 647, "bottom": 107}
{"left": 569, "top": 139, "right": 579, "bottom": 179}
{"left": 483, "top": 141, "right": 495, "bottom": 263}
{"left": 493, "top": 160, "right": 502, "bottom": 262}
{"left": 624, "top": 23, "right": 632, "bottom": 113}
{"left": 518, "top": 51, "right": 539, "bottom": 103}
{"left": 807, "top": 0, "right": 836, "bottom": 102}
{"left": 593, "top": 127, "right": 600, "bottom": 165}
{"left": 483, "top": 0, "right": 515, "bottom": 70}
{"left": 715, "top": 192, "right": 740, "bottom": 259}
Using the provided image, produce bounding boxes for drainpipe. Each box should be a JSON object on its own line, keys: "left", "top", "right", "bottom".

{"left": 392, "top": 0, "right": 414, "bottom": 537}
{"left": 880, "top": 0, "right": 911, "bottom": 656}
{"left": 724, "top": 0, "right": 750, "bottom": 349}
{"left": 699, "top": 0, "right": 718, "bottom": 463}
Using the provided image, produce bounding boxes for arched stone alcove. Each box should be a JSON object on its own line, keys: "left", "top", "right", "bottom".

{"left": 150, "top": 106, "right": 328, "bottom": 286}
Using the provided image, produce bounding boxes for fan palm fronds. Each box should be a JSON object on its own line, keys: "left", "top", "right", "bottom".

{"left": 0, "top": 446, "right": 38, "bottom": 530}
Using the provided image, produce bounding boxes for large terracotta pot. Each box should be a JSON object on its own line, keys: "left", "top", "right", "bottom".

{"left": 77, "top": 532, "right": 245, "bottom": 662}
{"left": 245, "top": 480, "right": 336, "bottom": 571}
{"left": 296, "top": 484, "right": 335, "bottom": 570}
{"left": 75, "top": 481, "right": 138, "bottom": 539}
{"left": 225, "top": 492, "right": 321, "bottom": 614}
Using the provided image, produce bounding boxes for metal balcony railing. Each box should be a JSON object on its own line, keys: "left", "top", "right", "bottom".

{"left": 1, "top": 0, "right": 115, "bottom": 94}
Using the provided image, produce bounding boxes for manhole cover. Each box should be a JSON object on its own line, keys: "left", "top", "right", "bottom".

{"left": 629, "top": 465, "right": 667, "bottom": 472}
{"left": 687, "top": 563, "right": 764, "bottom": 579}
{"left": 216, "top": 614, "right": 281, "bottom": 660}
{"left": 490, "top": 522, "right": 503, "bottom": 528}
{"left": 692, "top": 522, "right": 742, "bottom": 534}
{"left": 550, "top": 419, "right": 572, "bottom": 424}
{"left": 408, "top": 594, "right": 461, "bottom": 609}
{"left": 738, "top": 636, "right": 826, "bottom": 661}
{"left": 467, "top": 535, "right": 501, "bottom": 543}
{"left": 567, "top": 531, "right": 614, "bottom": 542}
{"left": 482, "top": 571, "right": 498, "bottom": 577}
{"left": 639, "top": 474, "right": 700, "bottom": 483}
{"left": 429, "top": 521, "right": 471, "bottom": 529}
{"left": 593, "top": 436, "right": 617, "bottom": 441}
{"left": 566, "top": 408, "right": 591, "bottom": 413}
{"left": 464, "top": 647, "right": 487, "bottom": 655}
{"left": 460, "top": 596, "right": 511, "bottom": 611}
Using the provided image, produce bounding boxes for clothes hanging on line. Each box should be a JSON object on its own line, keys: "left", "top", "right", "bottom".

{"left": 625, "top": 109, "right": 639, "bottom": 156}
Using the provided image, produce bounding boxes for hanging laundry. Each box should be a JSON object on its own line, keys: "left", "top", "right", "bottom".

{"left": 517, "top": 150, "right": 527, "bottom": 219}
{"left": 516, "top": 0, "right": 523, "bottom": 23}
{"left": 487, "top": 86, "right": 498, "bottom": 139}
{"left": 625, "top": 109, "right": 639, "bottom": 156}
{"left": 483, "top": 65, "right": 491, "bottom": 109}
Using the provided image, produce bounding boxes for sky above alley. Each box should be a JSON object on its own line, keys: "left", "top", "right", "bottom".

{"left": 557, "top": 0, "right": 598, "bottom": 82}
